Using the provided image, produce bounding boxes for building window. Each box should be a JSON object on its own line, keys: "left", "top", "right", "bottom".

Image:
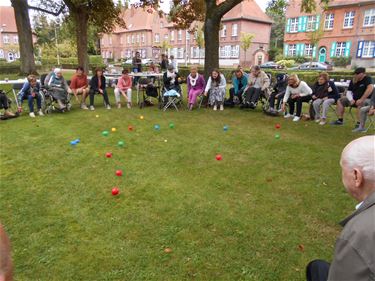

{"left": 164, "top": 34, "right": 168, "bottom": 40}
{"left": 306, "top": 15, "right": 317, "bottom": 31}
{"left": 231, "top": 45, "right": 239, "bottom": 58}
{"left": 131, "top": 35, "right": 135, "bottom": 44}
{"left": 170, "top": 30, "right": 175, "bottom": 41}
{"left": 221, "top": 25, "right": 227, "bottom": 37}
{"left": 290, "top": 18, "right": 298, "bottom": 33}
{"left": 335, "top": 42, "right": 346, "bottom": 56}
{"left": 109, "top": 36, "right": 112, "bottom": 45}
{"left": 155, "top": 33, "right": 160, "bottom": 43}
{"left": 8, "top": 52, "right": 14, "bottom": 61}
{"left": 224, "top": 45, "right": 231, "bottom": 57}
{"left": 13, "top": 36, "right": 18, "bottom": 44}
{"left": 362, "top": 41, "right": 375, "bottom": 58}
{"left": 127, "top": 36, "right": 130, "bottom": 44}
{"left": 0, "top": 49, "right": 4, "bottom": 58}
{"left": 220, "top": 46, "right": 225, "bottom": 58}
{"left": 178, "top": 30, "right": 182, "bottom": 41}
{"left": 3, "top": 35, "right": 9, "bottom": 44}
{"left": 324, "top": 13, "right": 334, "bottom": 29}
{"left": 186, "top": 31, "right": 190, "bottom": 41}
{"left": 177, "top": 47, "right": 184, "bottom": 58}
{"left": 232, "top": 24, "right": 238, "bottom": 36}
{"left": 141, "top": 34, "right": 145, "bottom": 43}
{"left": 343, "top": 11, "right": 355, "bottom": 28}
{"left": 288, "top": 44, "right": 297, "bottom": 56}
{"left": 136, "top": 34, "right": 140, "bottom": 43}
{"left": 363, "top": 9, "right": 375, "bottom": 27}
{"left": 304, "top": 44, "right": 313, "bottom": 57}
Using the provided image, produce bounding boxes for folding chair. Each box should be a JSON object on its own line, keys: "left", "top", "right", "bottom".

{"left": 365, "top": 115, "right": 375, "bottom": 132}
{"left": 162, "top": 88, "right": 181, "bottom": 111}
{"left": 11, "top": 83, "right": 24, "bottom": 108}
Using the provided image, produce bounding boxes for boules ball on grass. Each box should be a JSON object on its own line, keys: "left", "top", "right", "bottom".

{"left": 95, "top": 114, "right": 99, "bottom": 118}
{"left": 115, "top": 170, "right": 123, "bottom": 177}
{"left": 275, "top": 134, "right": 281, "bottom": 139}
{"left": 105, "top": 152, "right": 113, "bottom": 158}
{"left": 275, "top": 123, "right": 281, "bottom": 129}
{"left": 102, "top": 130, "right": 109, "bottom": 137}
{"left": 216, "top": 154, "right": 222, "bottom": 161}
{"left": 169, "top": 123, "right": 175, "bottom": 129}
{"left": 118, "top": 141, "right": 125, "bottom": 147}
{"left": 111, "top": 128, "right": 117, "bottom": 132}
{"left": 223, "top": 125, "right": 229, "bottom": 131}
{"left": 111, "top": 187, "right": 120, "bottom": 196}
{"left": 128, "top": 125, "right": 133, "bottom": 131}
{"left": 70, "top": 140, "right": 77, "bottom": 146}
{"left": 154, "top": 124, "right": 160, "bottom": 130}
{"left": 140, "top": 115, "right": 144, "bottom": 120}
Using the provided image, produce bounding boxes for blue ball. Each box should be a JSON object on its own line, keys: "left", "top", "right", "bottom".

{"left": 154, "top": 125, "right": 160, "bottom": 130}
{"left": 70, "top": 141, "right": 77, "bottom": 146}
{"left": 223, "top": 125, "right": 229, "bottom": 131}
{"left": 75, "top": 139, "right": 80, "bottom": 143}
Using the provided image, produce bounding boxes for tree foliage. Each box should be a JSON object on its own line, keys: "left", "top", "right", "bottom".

{"left": 266, "top": 0, "right": 288, "bottom": 49}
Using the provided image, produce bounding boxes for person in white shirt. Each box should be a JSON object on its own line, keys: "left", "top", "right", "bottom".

{"left": 282, "top": 74, "right": 312, "bottom": 122}
{"left": 170, "top": 55, "right": 178, "bottom": 73}
{"left": 204, "top": 69, "right": 226, "bottom": 111}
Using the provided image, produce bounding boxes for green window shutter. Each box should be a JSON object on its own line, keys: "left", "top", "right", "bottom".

{"left": 296, "top": 44, "right": 300, "bottom": 56}
{"left": 315, "top": 15, "right": 321, "bottom": 30}
{"left": 298, "top": 17, "right": 303, "bottom": 32}
{"left": 284, "top": 44, "right": 289, "bottom": 56}
{"left": 302, "top": 16, "right": 308, "bottom": 32}
{"left": 300, "top": 44, "right": 305, "bottom": 56}
{"left": 330, "top": 42, "right": 336, "bottom": 58}
{"left": 345, "top": 41, "right": 351, "bottom": 57}
{"left": 286, "top": 19, "right": 291, "bottom": 33}
{"left": 312, "top": 46, "right": 317, "bottom": 58}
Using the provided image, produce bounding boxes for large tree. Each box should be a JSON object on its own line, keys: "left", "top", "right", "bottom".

{"left": 10, "top": 0, "right": 37, "bottom": 74}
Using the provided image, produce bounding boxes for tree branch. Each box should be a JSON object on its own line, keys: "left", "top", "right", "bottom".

{"left": 216, "top": 0, "right": 243, "bottom": 18}
{"left": 28, "top": 3, "right": 65, "bottom": 16}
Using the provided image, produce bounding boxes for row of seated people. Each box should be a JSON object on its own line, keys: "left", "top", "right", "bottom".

{"left": 3, "top": 65, "right": 374, "bottom": 132}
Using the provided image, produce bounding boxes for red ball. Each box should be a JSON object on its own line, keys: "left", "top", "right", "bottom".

{"left": 105, "top": 152, "right": 112, "bottom": 158}
{"left": 216, "top": 154, "right": 222, "bottom": 161}
{"left": 128, "top": 126, "right": 133, "bottom": 131}
{"left": 111, "top": 187, "right": 119, "bottom": 196}
{"left": 275, "top": 123, "right": 281, "bottom": 129}
{"left": 115, "top": 170, "right": 123, "bottom": 176}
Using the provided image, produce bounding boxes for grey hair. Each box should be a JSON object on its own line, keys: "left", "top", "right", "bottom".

{"left": 341, "top": 136, "right": 375, "bottom": 182}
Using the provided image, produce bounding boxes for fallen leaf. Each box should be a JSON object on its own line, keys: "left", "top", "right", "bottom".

{"left": 164, "top": 247, "right": 172, "bottom": 253}
{"left": 298, "top": 244, "right": 305, "bottom": 252}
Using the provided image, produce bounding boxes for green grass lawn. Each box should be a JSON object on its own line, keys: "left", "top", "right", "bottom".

{"left": 0, "top": 80, "right": 371, "bottom": 280}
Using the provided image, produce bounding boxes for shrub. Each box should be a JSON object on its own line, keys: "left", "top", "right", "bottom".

{"left": 331, "top": 57, "right": 351, "bottom": 67}
{"left": 276, "top": 59, "right": 295, "bottom": 68}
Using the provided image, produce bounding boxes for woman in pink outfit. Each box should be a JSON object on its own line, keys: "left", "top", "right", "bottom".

{"left": 187, "top": 65, "right": 206, "bottom": 110}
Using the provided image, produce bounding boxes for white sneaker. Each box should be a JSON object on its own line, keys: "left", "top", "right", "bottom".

{"left": 127, "top": 103, "right": 131, "bottom": 109}
{"left": 38, "top": 110, "right": 44, "bottom": 116}
{"left": 106, "top": 104, "right": 111, "bottom": 110}
{"left": 284, "top": 113, "right": 292, "bottom": 118}
{"left": 89, "top": 105, "right": 95, "bottom": 111}
{"left": 293, "top": 116, "right": 301, "bottom": 122}
{"left": 315, "top": 118, "right": 320, "bottom": 123}
{"left": 319, "top": 120, "right": 326, "bottom": 125}
{"left": 29, "top": 112, "right": 36, "bottom": 118}
{"left": 213, "top": 105, "right": 217, "bottom": 111}
{"left": 220, "top": 104, "right": 224, "bottom": 111}
{"left": 117, "top": 103, "right": 121, "bottom": 109}
{"left": 81, "top": 104, "right": 88, "bottom": 110}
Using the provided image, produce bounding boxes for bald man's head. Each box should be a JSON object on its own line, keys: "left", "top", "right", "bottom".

{"left": 0, "top": 224, "right": 12, "bottom": 281}
{"left": 340, "top": 136, "right": 375, "bottom": 202}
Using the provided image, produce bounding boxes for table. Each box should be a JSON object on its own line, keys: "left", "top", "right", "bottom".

{"left": 0, "top": 79, "right": 27, "bottom": 86}
{"left": 129, "top": 72, "right": 164, "bottom": 105}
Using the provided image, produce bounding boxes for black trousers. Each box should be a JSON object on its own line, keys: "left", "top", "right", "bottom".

{"left": 89, "top": 89, "right": 110, "bottom": 107}
{"left": 306, "top": 260, "right": 330, "bottom": 281}
{"left": 243, "top": 87, "right": 261, "bottom": 104}
{"left": 0, "top": 93, "right": 9, "bottom": 110}
{"left": 269, "top": 92, "right": 285, "bottom": 109}
{"left": 229, "top": 88, "right": 243, "bottom": 104}
{"left": 287, "top": 95, "right": 312, "bottom": 117}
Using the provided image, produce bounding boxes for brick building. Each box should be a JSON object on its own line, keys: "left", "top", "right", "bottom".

{"left": 0, "top": 6, "right": 20, "bottom": 62}
{"left": 100, "top": 0, "right": 272, "bottom": 66}
{"left": 284, "top": 0, "right": 375, "bottom": 68}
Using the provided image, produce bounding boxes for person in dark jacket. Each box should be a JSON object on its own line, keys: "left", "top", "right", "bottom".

{"left": 268, "top": 73, "right": 288, "bottom": 112}
{"left": 306, "top": 135, "right": 375, "bottom": 281}
{"left": 160, "top": 54, "right": 169, "bottom": 72}
{"left": 89, "top": 68, "right": 111, "bottom": 110}
{"left": 311, "top": 72, "right": 339, "bottom": 125}
{"left": 0, "top": 90, "right": 15, "bottom": 118}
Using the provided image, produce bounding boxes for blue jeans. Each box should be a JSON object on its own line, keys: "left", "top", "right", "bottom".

{"left": 20, "top": 94, "right": 42, "bottom": 112}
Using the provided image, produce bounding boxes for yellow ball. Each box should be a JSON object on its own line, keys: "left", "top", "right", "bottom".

{"left": 140, "top": 115, "right": 144, "bottom": 120}
{"left": 111, "top": 128, "right": 117, "bottom": 132}
{"left": 95, "top": 115, "right": 99, "bottom": 118}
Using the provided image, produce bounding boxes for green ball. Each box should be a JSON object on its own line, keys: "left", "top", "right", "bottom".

{"left": 275, "top": 134, "right": 280, "bottom": 139}
{"left": 118, "top": 141, "right": 125, "bottom": 147}
{"left": 102, "top": 131, "right": 109, "bottom": 137}
{"left": 169, "top": 123, "right": 175, "bottom": 129}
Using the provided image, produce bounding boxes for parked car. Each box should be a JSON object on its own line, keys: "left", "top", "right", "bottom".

{"left": 260, "top": 61, "right": 284, "bottom": 69}
{"left": 290, "top": 62, "right": 333, "bottom": 71}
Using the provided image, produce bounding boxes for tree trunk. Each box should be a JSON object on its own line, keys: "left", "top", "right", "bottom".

{"left": 11, "top": 0, "right": 37, "bottom": 74}
{"left": 203, "top": 16, "right": 220, "bottom": 78}
{"left": 73, "top": 8, "right": 89, "bottom": 72}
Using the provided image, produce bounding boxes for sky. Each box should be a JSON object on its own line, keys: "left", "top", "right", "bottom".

{"left": 0, "top": 0, "right": 268, "bottom": 11}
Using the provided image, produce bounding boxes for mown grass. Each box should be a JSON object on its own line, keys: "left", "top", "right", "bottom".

{"left": 0, "top": 76, "right": 370, "bottom": 280}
